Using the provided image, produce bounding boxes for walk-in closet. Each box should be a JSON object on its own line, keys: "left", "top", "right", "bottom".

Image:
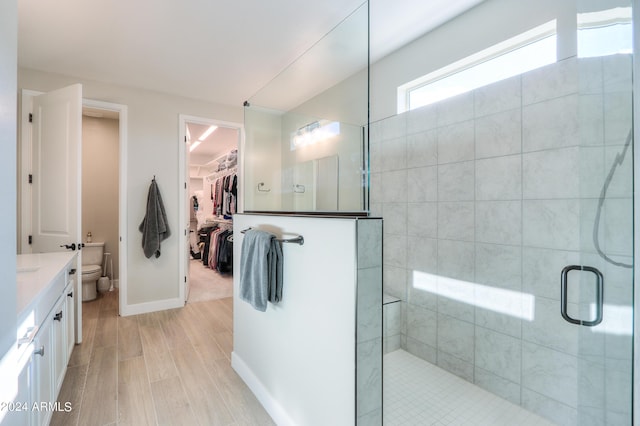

{"left": 186, "top": 120, "right": 239, "bottom": 303}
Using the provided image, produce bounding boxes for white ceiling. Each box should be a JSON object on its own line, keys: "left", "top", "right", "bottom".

{"left": 18, "top": 0, "right": 483, "bottom": 109}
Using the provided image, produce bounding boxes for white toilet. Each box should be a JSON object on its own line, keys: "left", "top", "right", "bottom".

{"left": 82, "top": 242, "right": 104, "bottom": 302}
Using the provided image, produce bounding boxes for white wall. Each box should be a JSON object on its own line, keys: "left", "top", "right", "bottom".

{"left": 232, "top": 214, "right": 358, "bottom": 425}
{"left": 0, "top": 0, "right": 17, "bottom": 360}
{"left": 19, "top": 67, "right": 242, "bottom": 309}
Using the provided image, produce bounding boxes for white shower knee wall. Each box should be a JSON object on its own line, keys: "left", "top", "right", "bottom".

{"left": 232, "top": 214, "right": 382, "bottom": 426}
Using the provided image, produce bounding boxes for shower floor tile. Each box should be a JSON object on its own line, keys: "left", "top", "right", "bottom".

{"left": 383, "top": 350, "right": 555, "bottom": 426}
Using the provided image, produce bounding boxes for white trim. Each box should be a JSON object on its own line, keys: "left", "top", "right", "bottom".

{"left": 231, "top": 352, "right": 292, "bottom": 426}
{"left": 178, "top": 114, "right": 243, "bottom": 305}
{"left": 119, "top": 296, "right": 184, "bottom": 317}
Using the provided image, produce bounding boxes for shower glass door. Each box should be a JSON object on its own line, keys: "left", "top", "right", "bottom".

{"left": 376, "top": 0, "right": 634, "bottom": 424}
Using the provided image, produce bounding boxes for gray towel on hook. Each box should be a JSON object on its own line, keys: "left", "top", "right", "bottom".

{"left": 139, "top": 179, "right": 171, "bottom": 258}
{"left": 239, "top": 229, "right": 283, "bottom": 312}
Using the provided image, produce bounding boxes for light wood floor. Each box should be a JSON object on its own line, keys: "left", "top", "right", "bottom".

{"left": 51, "top": 290, "right": 274, "bottom": 426}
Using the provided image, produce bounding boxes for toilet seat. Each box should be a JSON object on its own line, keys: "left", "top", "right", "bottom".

{"left": 82, "top": 264, "right": 102, "bottom": 275}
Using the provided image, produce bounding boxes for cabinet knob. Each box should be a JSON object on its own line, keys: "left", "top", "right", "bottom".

{"left": 54, "top": 311, "right": 63, "bottom": 321}
{"left": 67, "top": 291, "right": 73, "bottom": 298}
{"left": 34, "top": 346, "right": 45, "bottom": 357}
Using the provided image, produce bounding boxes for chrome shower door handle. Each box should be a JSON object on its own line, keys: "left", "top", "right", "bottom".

{"left": 560, "top": 265, "right": 603, "bottom": 327}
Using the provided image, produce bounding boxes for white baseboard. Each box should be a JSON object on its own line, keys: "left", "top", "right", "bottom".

{"left": 231, "top": 352, "right": 294, "bottom": 426}
{"left": 119, "top": 297, "right": 183, "bottom": 317}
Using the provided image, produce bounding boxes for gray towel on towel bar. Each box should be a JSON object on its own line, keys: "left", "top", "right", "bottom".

{"left": 139, "top": 179, "right": 171, "bottom": 258}
{"left": 239, "top": 229, "right": 283, "bottom": 312}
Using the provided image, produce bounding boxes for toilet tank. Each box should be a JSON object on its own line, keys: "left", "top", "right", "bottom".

{"left": 83, "top": 242, "right": 104, "bottom": 266}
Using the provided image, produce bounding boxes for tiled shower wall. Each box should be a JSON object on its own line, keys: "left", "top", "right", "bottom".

{"left": 371, "top": 55, "right": 633, "bottom": 425}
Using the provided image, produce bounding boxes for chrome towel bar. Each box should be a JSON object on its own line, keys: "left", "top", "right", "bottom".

{"left": 241, "top": 227, "right": 304, "bottom": 245}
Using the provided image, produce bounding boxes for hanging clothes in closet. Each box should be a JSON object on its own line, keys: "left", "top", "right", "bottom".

{"left": 211, "top": 172, "right": 237, "bottom": 219}
{"left": 207, "top": 228, "right": 233, "bottom": 273}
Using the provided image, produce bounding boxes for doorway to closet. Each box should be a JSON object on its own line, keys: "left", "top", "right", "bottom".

{"left": 179, "top": 115, "right": 241, "bottom": 304}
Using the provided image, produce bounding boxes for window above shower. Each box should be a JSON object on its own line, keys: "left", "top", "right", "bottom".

{"left": 243, "top": 2, "right": 369, "bottom": 214}
{"left": 398, "top": 5, "right": 632, "bottom": 114}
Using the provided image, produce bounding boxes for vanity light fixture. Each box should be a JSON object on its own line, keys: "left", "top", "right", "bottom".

{"left": 290, "top": 120, "right": 340, "bottom": 150}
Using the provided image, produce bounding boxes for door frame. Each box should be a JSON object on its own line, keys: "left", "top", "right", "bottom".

{"left": 19, "top": 91, "right": 129, "bottom": 318}
{"left": 178, "top": 114, "right": 243, "bottom": 304}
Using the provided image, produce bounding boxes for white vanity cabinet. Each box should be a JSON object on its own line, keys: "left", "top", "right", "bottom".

{"left": 4, "top": 252, "right": 79, "bottom": 426}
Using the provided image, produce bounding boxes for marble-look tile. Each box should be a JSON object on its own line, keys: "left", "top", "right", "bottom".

{"left": 436, "top": 350, "right": 474, "bottom": 382}
{"left": 357, "top": 408, "right": 382, "bottom": 426}
{"left": 522, "top": 296, "right": 579, "bottom": 355}
{"left": 383, "top": 266, "right": 407, "bottom": 301}
{"left": 603, "top": 143, "right": 633, "bottom": 199}
{"left": 437, "top": 240, "right": 475, "bottom": 283}
{"left": 523, "top": 200, "right": 580, "bottom": 251}
{"left": 523, "top": 147, "right": 579, "bottom": 199}
{"left": 521, "top": 342, "right": 578, "bottom": 408}
{"left": 437, "top": 314, "right": 474, "bottom": 364}
{"left": 407, "top": 103, "right": 437, "bottom": 134}
{"left": 406, "top": 304, "right": 437, "bottom": 347}
{"left": 437, "top": 120, "right": 475, "bottom": 164}
{"left": 521, "top": 388, "right": 578, "bottom": 426}
{"left": 522, "top": 247, "right": 580, "bottom": 300}
{"left": 357, "top": 267, "right": 382, "bottom": 343}
{"left": 369, "top": 134, "right": 382, "bottom": 174}
{"left": 369, "top": 172, "right": 382, "bottom": 204}
{"left": 380, "top": 170, "right": 408, "bottom": 203}
{"left": 474, "top": 75, "right": 522, "bottom": 117}
{"left": 356, "top": 338, "right": 382, "bottom": 417}
{"left": 381, "top": 137, "right": 407, "bottom": 172}
{"left": 384, "top": 301, "right": 402, "bottom": 337}
{"left": 604, "top": 197, "right": 633, "bottom": 257}
{"left": 604, "top": 91, "right": 632, "bottom": 144}
{"left": 523, "top": 95, "right": 579, "bottom": 152}
{"left": 579, "top": 94, "right": 604, "bottom": 146}
{"left": 579, "top": 146, "right": 605, "bottom": 199}
{"left": 406, "top": 236, "right": 437, "bottom": 274}
{"left": 577, "top": 356, "right": 605, "bottom": 410}
{"left": 475, "top": 306, "right": 522, "bottom": 339}
{"left": 475, "top": 155, "right": 522, "bottom": 201}
{"left": 475, "top": 201, "right": 522, "bottom": 246}
{"left": 437, "top": 91, "right": 474, "bottom": 127}
{"left": 603, "top": 54, "right": 632, "bottom": 94}
{"left": 357, "top": 219, "right": 382, "bottom": 269}
{"left": 378, "top": 113, "right": 406, "bottom": 141}
{"left": 522, "top": 58, "right": 578, "bottom": 105}
{"left": 437, "top": 202, "right": 474, "bottom": 241}
{"left": 382, "top": 203, "right": 406, "bottom": 236}
{"left": 368, "top": 119, "right": 383, "bottom": 143}
{"left": 408, "top": 269, "right": 438, "bottom": 311}
{"left": 475, "top": 327, "right": 521, "bottom": 383}
{"left": 383, "top": 234, "right": 407, "bottom": 268}
{"left": 475, "top": 243, "right": 521, "bottom": 289}
{"left": 404, "top": 336, "right": 437, "bottom": 364}
{"left": 407, "top": 202, "right": 437, "bottom": 238}
{"left": 437, "top": 161, "right": 474, "bottom": 202}
{"left": 577, "top": 408, "right": 605, "bottom": 426}
{"left": 605, "top": 357, "right": 633, "bottom": 416}
{"left": 475, "top": 109, "right": 522, "bottom": 159}
{"left": 577, "top": 56, "right": 603, "bottom": 95}
{"left": 406, "top": 130, "right": 438, "bottom": 168}
{"left": 474, "top": 367, "right": 521, "bottom": 405}
{"left": 383, "top": 335, "right": 401, "bottom": 354}
{"left": 407, "top": 166, "right": 437, "bottom": 202}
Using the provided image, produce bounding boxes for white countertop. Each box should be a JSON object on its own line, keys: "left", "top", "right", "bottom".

{"left": 17, "top": 252, "right": 77, "bottom": 319}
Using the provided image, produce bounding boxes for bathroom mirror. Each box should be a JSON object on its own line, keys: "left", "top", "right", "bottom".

{"left": 243, "top": 1, "right": 368, "bottom": 213}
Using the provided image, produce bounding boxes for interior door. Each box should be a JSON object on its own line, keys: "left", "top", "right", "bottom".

{"left": 31, "top": 84, "right": 83, "bottom": 341}
{"left": 184, "top": 128, "right": 191, "bottom": 303}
